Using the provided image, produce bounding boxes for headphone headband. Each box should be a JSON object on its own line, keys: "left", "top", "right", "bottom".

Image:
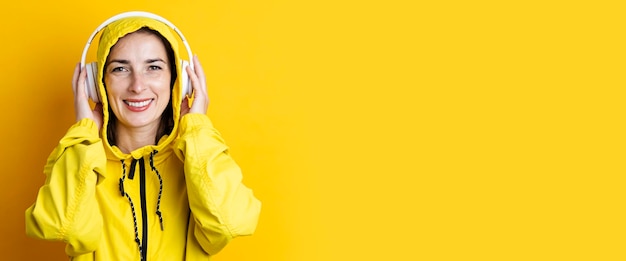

{"left": 79, "top": 11, "right": 193, "bottom": 68}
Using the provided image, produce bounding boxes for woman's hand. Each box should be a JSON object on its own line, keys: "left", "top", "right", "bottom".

{"left": 180, "top": 55, "right": 209, "bottom": 117}
{"left": 72, "top": 63, "right": 103, "bottom": 129}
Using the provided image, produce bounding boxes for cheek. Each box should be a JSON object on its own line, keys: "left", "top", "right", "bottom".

{"left": 103, "top": 75, "right": 124, "bottom": 95}
{"left": 152, "top": 76, "right": 172, "bottom": 97}
{"left": 159, "top": 87, "right": 172, "bottom": 103}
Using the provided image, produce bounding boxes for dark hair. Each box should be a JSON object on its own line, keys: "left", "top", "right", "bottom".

{"left": 105, "top": 27, "right": 178, "bottom": 147}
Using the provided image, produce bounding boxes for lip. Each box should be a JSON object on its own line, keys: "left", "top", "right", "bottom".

{"left": 123, "top": 98, "right": 153, "bottom": 112}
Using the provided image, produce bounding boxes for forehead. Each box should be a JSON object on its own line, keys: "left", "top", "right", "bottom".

{"left": 108, "top": 31, "right": 168, "bottom": 59}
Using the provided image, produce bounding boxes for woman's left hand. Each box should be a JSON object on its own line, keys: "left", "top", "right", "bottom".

{"left": 181, "top": 55, "right": 209, "bottom": 117}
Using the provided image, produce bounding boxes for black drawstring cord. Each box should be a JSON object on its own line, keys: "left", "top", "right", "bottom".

{"left": 150, "top": 150, "right": 164, "bottom": 231}
{"left": 119, "top": 159, "right": 143, "bottom": 259}
{"left": 118, "top": 153, "right": 164, "bottom": 259}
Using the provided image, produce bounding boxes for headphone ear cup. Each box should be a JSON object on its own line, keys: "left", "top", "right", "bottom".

{"left": 85, "top": 62, "right": 100, "bottom": 103}
{"left": 180, "top": 60, "right": 191, "bottom": 100}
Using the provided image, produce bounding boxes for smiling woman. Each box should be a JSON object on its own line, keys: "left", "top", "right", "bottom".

{"left": 104, "top": 28, "right": 175, "bottom": 152}
{"left": 24, "top": 12, "right": 261, "bottom": 261}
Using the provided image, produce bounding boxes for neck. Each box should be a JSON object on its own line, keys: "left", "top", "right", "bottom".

{"left": 115, "top": 124, "right": 159, "bottom": 154}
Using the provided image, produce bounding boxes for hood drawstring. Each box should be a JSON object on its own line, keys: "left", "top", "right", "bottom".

{"left": 119, "top": 159, "right": 143, "bottom": 258}
{"left": 149, "top": 150, "right": 165, "bottom": 231}
{"left": 118, "top": 152, "right": 165, "bottom": 259}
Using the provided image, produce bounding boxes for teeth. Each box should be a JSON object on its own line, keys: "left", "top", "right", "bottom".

{"left": 126, "top": 100, "right": 152, "bottom": 107}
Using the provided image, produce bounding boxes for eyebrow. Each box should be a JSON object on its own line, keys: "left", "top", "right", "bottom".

{"left": 108, "top": 58, "right": 166, "bottom": 64}
{"left": 146, "top": 58, "right": 166, "bottom": 64}
{"left": 108, "top": 59, "right": 130, "bottom": 65}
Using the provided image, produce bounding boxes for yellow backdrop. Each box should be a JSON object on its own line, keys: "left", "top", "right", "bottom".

{"left": 1, "top": 0, "right": 624, "bottom": 260}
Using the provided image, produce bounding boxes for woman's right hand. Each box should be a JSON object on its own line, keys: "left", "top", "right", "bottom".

{"left": 72, "top": 63, "right": 103, "bottom": 129}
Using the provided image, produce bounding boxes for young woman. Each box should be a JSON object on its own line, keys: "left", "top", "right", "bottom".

{"left": 25, "top": 14, "right": 261, "bottom": 260}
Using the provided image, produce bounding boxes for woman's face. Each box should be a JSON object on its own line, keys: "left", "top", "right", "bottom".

{"left": 104, "top": 31, "right": 172, "bottom": 131}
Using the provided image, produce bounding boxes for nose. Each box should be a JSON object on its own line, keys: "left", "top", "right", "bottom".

{"left": 129, "top": 71, "right": 145, "bottom": 93}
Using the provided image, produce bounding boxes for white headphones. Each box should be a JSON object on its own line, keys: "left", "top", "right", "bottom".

{"left": 80, "top": 11, "right": 194, "bottom": 103}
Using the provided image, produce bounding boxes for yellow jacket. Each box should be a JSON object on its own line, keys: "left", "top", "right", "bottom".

{"left": 25, "top": 15, "right": 261, "bottom": 260}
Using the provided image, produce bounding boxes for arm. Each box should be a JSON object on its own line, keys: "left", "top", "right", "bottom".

{"left": 25, "top": 64, "right": 105, "bottom": 255}
{"left": 174, "top": 114, "right": 261, "bottom": 255}
{"left": 25, "top": 118, "right": 106, "bottom": 256}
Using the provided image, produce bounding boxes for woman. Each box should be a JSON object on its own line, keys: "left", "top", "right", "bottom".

{"left": 25, "top": 15, "right": 261, "bottom": 260}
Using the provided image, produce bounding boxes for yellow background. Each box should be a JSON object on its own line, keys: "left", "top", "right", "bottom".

{"left": 1, "top": 0, "right": 624, "bottom": 260}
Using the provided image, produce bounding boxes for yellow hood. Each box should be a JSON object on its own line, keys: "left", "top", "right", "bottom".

{"left": 96, "top": 16, "right": 185, "bottom": 159}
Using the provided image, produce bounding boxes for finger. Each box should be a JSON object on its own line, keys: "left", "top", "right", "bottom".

{"left": 194, "top": 56, "right": 207, "bottom": 97}
{"left": 75, "top": 64, "right": 88, "bottom": 98}
{"left": 192, "top": 55, "right": 206, "bottom": 83}
{"left": 187, "top": 56, "right": 207, "bottom": 97}
{"left": 72, "top": 63, "right": 80, "bottom": 94}
{"left": 186, "top": 62, "right": 203, "bottom": 96}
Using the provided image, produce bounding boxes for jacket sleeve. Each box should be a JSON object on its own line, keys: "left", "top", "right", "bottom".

{"left": 25, "top": 118, "right": 106, "bottom": 256}
{"left": 174, "top": 113, "right": 261, "bottom": 255}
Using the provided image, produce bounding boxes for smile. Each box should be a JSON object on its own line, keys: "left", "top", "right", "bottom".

{"left": 123, "top": 99, "right": 154, "bottom": 112}
{"left": 124, "top": 99, "right": 153, "bottom": 108}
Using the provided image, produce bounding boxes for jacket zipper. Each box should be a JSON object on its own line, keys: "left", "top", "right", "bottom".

{"left": 139, "top": 158, "right": 149, "bottom": 261}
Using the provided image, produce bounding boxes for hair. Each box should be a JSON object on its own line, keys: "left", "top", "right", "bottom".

{"left": 105, "top": 27, "right": 178, "bottom": 147}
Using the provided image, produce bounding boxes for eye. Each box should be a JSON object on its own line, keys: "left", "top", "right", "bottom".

{"left": 111, "top": 66, "right": 127, "bottom": 72}
{"left": 148, "top": 65, "right": 162, "bottom": 71}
